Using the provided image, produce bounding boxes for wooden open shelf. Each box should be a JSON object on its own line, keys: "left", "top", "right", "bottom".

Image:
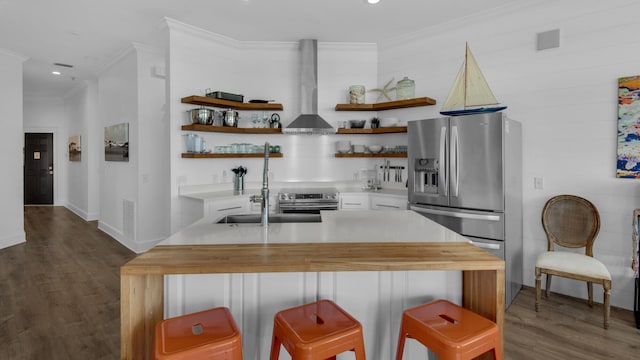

{"left": 336, "top": 126, "right": 407, "bottom": 134}
{"left": 335, "top": 97, "right": 436, "bottom": 111}
{"left": 181, "top": 124, "right": 282, "bottom": 134}
{"left": 182, "top": 152, "right": 283, "bottom": 159}
{"left": 182, "top": 95, "right": 284, "bottom": 111}
{"left": 334, "top": 153, "right": 407, "bottom": 158}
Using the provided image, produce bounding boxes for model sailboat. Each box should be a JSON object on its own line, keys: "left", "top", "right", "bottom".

{"left": 440, "top": 43, "right": 507, "bottom": 116}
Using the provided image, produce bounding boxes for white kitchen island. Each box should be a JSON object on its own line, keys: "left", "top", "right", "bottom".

{"left": 121, "top": 210, "right": 504, "bottom": 360}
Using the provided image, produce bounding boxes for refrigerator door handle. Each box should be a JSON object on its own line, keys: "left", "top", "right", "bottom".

{"left": 451, "top": 125, "right": 459, "bottom": 197}
{"left": 439, "top": 126, "right": 447, "bottom": 196}
{"left": 410, "top": 205, "right": 501, "bottom": 221}
{"left": 469, "top": 241, "right": 502, "bottom": 250}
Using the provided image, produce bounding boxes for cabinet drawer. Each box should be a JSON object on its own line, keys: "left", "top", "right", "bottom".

{"left": 207, "top": 198, "right": 249, "bottom": 219}
{"left": 340, "top": 194, "right": 369, "bottom": 210}
{"left": 370, "top": 195, "right": 407, "bottom": 210}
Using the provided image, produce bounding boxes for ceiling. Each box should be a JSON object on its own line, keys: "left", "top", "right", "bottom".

{"left": 0, "top": 0, "right": 519, "bottom": 99}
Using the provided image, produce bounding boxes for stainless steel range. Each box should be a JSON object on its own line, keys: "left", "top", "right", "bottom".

{"left": 278, "top": 187, "right": 339, "bottom": 213}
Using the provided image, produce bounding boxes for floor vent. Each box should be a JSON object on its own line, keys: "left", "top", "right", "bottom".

{"left": 123, "top": 199, "right": 136, "bottom": 241}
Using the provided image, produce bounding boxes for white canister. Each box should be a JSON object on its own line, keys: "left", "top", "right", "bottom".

{"left": 349, "top": 85, "right": 365, "bottom": 104}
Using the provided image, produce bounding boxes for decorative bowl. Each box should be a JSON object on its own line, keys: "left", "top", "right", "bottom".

{"left": 368, "top": 145, "right": 383, "bottom": 153}
{"left": 335, "top": 140, "right": 351, "bottom": 153}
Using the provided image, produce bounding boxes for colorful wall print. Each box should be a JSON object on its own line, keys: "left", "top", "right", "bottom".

{"left": 68, "top": 135, "right": 81, "bottom": 162}
{"left": 617, "top": 76, "right": 640, "bottom": 178}
{"left": 104, "top": 123, "right": 129, "bottom": 162}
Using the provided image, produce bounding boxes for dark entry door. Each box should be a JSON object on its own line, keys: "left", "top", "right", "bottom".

{"left": 24, "top": 133, "right": 54, "bottom": 205}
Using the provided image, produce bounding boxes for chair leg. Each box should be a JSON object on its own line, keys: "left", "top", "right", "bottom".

{"left": 535, "top": 268, "right": 541, "bottom": 312}
{"left": 603, "top": 281, "right": 611, "bottom": 329}
{"left": 587, "top": 282, "right": 594, "bottom": 307}
{"left": 493, "top": 337, "right": 504, "bottom": 360}
{"left": 545, "top": 273, "right": 552, "bottom": 298}
{"left": 270, "top": 334, "right": 281, "bottom": 360}
{"left": 354, "top": 339, "right": 367, "bottom": 360}
{"left": 395, "top": 323, "right": 407, "bottom": 360}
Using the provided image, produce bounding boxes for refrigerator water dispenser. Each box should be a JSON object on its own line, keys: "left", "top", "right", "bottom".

{"left": 414, "top": 158, "right": 439, "bottom": 194}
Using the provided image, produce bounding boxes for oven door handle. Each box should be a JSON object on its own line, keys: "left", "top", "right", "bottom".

{"left": 279, "top": 203, "right": 339, "bottom": 210}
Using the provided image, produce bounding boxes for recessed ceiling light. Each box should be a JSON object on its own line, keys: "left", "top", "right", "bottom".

{"left": 52, "top": 71, "right": 61, "bottom": 75}
{"left": 367, "top": 0, "right": 381, "bottom": 4}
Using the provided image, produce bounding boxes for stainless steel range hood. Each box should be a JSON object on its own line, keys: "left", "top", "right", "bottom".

{"left": 283, "top": 39, "right": 336, "bottom": 135}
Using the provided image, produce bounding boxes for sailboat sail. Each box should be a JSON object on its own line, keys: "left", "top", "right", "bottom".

{"left": 441, "top": 43, "right": 506, "bottom": 115}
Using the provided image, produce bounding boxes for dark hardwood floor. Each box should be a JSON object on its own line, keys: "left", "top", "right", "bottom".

{"left": 0, "top": 206, "right": 136, "bottom": 360}
{"left": 1, "top": 206, "right": 638, "bottom": 359}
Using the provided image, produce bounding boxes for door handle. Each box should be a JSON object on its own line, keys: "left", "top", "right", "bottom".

{"left": 439, "top": 126, "right": 447, "bottom": 196}
{"left": 450, "top": 125, "right": 459, "bottom": 197}
{"left": 410, "top": 205, "right": 501, "bottom": 221}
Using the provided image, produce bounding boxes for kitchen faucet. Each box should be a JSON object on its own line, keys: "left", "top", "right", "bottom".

{"left": 250, "top": 142, "right": 270, "bottom": 226}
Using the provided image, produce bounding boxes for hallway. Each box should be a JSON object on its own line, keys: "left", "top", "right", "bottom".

{"left": 0, "top": 206, "right": 135, "bottom": 359}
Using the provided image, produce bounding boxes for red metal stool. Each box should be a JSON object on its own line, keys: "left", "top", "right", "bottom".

{"left": 270, "top": 299, "right": 366, "bottom": 360}
{"left": 154, "top": 306, "right": 243, "bottom": 360}
{"left": 396, "top": 299, "right": 502, "bottom": 360}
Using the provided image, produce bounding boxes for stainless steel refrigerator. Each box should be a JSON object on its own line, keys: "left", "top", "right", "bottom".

{"left": 408, "top": 112, "right": 522, "bottom": 307}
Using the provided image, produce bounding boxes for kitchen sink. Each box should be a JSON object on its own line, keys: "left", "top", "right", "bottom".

{"left": 217, "top": 213, "right": 322, "bottom": 224}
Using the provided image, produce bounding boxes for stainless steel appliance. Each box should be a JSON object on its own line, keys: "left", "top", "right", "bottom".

{"left": 278, "top": 187, "right": 339, "bottom": 213}
{"left": 408, "top": 112, "right": 522, "bottom": 307}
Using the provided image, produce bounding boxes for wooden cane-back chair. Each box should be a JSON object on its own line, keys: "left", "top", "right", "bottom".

{"left": 535, "top": 194, "right": 612, "bottom": 329}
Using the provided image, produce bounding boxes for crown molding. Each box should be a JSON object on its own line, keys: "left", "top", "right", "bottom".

{"left": 0, "top": 48, "right": 28, "bottom": 62}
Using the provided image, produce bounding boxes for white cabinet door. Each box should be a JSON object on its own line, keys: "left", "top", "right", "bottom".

{"left": 370, "top": 194, "right": 407, "bottom": 210}
{"left": 206, "top": 197, "right": 249, "bottom": 221}
{"left": 166, "top": 270, "right": 462, "bottom": 360}
{"left": 339, "top": 193, "right": 369, "bottom": 210}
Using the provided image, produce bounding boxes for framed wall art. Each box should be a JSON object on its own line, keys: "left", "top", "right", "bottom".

{"left": 104, "top": 123, "right": 129, "bottom": 162}
{"left": 617, "top": 76, "right": 640, "bottom": 178}
{"left": 68, "top": 135, "right": 81, "bottom": 162}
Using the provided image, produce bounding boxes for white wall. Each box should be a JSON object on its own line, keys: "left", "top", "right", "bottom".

{"left": 97, "top": 43, "right": 169, "bottom": 253}
{"left": 64, "top": 81, "right": 100, "bottom": 220}
{"left": 135, "top": 44, "right": 170, "bottom": 249}
{"left": 97, "top": 48, "right": 139, "bottom": 249}
{"left": 378, "top": 0, "right": 640, "bottom": 310}
{"left": 0, "top": 49, "right": 27, "bottom": 249}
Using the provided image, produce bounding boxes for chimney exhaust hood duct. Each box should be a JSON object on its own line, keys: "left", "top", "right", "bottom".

{"left": 283, "top": 39, "right": 336, "bottom": 135}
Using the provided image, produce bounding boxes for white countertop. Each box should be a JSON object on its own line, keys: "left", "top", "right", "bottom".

{"left": 159, "top": 210, "right": 469, "bottom": 246}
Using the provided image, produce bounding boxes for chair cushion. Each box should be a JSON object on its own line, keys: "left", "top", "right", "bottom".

{"left": 536, "top": 251, "right": 611, "bottom": 280}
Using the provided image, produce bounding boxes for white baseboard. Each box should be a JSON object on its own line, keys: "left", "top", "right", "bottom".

{"left": 65, "top": 203, "right": 99, "bottom": 221}
{"left": 98, "top": 220, "right": 165, "bottom": 254}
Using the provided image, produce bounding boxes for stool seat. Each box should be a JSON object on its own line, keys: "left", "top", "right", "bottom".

{"left": 270, "top": 299, "right": 366, "bottom": 360}
{"left": 396, "top": 299, "right": 501, "bottom": 360}
{"left": 155, "top": 306, "right": 243, "bottom": 360}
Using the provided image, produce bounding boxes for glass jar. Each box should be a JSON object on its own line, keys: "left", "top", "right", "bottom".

{"left": 396, "top": 77, "right": 415, "bottom": 100}
{"left": 349, "top": 85, "right": 365, "bottom": 104}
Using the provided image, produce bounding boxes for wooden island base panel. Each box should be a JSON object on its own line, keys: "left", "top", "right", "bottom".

{"left": 120, "top": 242, "right": 504, "bottom": 360}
